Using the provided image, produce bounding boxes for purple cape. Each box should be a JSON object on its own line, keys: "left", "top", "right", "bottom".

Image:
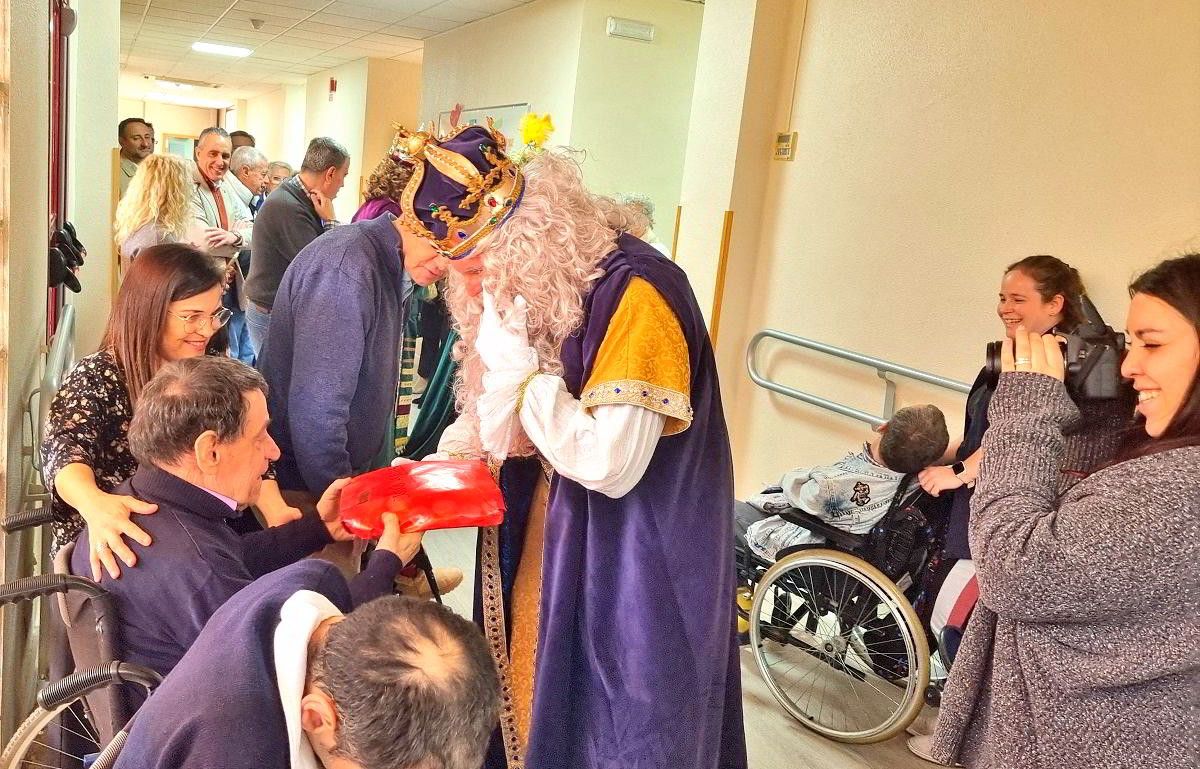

{"left": 476, "top": 235, "right": 747, "bottom": 769}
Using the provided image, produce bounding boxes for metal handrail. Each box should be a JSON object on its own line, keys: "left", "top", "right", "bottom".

{"left": 746, "top": 329, "right": 972, "bottom": 428}
{"left": 39, "top": 303, "right": 76, "bottom": 433}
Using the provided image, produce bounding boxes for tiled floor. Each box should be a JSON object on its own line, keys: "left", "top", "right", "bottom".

{"left": 422, "top": 527, "right": 937, "bottom": 769}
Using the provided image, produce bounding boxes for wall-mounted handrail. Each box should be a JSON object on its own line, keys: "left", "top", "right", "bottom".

{"left": 34, "top": 303, "right": 75, "bottom": 466}
{"left": 746, "top": 328, "right": 972, "bottom": 428}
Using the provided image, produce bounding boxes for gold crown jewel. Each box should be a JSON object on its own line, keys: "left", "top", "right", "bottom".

{"left": 393, "top": 121, "right": 525, "bottom": 260}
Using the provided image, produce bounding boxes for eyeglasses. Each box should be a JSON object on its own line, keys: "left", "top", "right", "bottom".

{"left": 167, "top": 307, "right": 233, "bottom": 332}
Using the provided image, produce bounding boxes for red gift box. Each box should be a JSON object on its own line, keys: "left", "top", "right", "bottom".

{"left": 338, "top": 460, "right": 505, "bottom": 539}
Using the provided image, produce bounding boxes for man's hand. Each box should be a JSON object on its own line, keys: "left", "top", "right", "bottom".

{"left": 317, "top": 477, "right": 354, "bottom": 542}
{"left": 203, "top": 227, "right": 240, "bottom": 249}
{"left": 376, "top": 513, "right": 423, "bottom": 565}
{"left": 308, "top": 189, "right": 335, "bottom": 222}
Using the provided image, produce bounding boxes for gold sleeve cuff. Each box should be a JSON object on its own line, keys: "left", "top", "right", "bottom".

{"left": 581, "top": 277, "right": 693, "bottom": 435}
{"left": 580, "top": 379, "right": 693, "bottom": 435}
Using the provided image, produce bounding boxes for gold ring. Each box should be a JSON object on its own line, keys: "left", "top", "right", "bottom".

{"left": 1014, "top": 357, "right": 1031, "bottom": 365}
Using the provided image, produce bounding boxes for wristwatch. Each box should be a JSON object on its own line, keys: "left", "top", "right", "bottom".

{"left": 950, "top": 461, "right": 966, "bottom": 478}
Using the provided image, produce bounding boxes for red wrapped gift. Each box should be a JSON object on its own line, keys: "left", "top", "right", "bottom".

{"left": 338, "top": 460, "right": 505, "bottom": 539}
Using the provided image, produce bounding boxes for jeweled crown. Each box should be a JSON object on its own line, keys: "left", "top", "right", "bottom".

{"left": 392, "top": 120, "right": 524, "bottom": 260}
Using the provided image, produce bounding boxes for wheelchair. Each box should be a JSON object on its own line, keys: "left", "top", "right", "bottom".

{"left": 735, "top": 475, "right": 950, "bottom": 743}
{"left": 0, "top": 510, "right": 160, "bottom": 769}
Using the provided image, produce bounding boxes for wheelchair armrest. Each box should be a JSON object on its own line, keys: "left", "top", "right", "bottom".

{"left": 776, "top": 507, "right": 866, "bottom": 551}
{"left": 2, "top": 505, "right": 57, "bottom": 533}
{"left": 0, "top": 573, "right": 108, "bottom": 608}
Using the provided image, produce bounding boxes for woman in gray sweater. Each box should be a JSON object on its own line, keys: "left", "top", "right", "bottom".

{"left": 930, "top": 253, "right": 1200, "bottom": 768}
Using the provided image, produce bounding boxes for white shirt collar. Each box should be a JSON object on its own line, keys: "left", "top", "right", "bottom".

{"left": 274, "top": 590, "right": 344, "bottom": 769}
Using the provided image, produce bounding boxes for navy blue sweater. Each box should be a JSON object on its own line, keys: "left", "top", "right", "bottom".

{"left": 113, "top": 559, "right": 353, "bottom": 769}
{"left": 72, "top": 465, "right": 400, "bottom": 677}
{"left": 258, "top": 214, "right": 411, "bottom": 495}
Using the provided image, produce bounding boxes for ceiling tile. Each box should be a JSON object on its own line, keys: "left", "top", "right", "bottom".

{"left": 419, "top": 4, "right": 485, "bottom": 23}
{"left": 235, "top": 0, "right": 330, "bottom": 13}
{"left": 397, "top": 14, "right": 458, "bottom": 32}
{"left": 378, "top": 23, "right": 434, "bottom": 38}
{"left": 323, "top": 1, "right": 410, "bottom": 22}
{"left": 309, "top": 12, "right": 391, "bottom": 32}
{"left": 277, "top": 29, "right": 358, "bottom": 46}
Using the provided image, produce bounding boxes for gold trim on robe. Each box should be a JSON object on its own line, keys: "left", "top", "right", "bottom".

{"left": 579, "top": 277, "right": 693, "bottom": 435}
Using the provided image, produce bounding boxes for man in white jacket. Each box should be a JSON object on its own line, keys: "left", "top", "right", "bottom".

{"left": 191, "top": 127, "right": 253, "bottom": 362}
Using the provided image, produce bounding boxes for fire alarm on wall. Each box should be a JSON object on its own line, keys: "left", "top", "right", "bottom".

{"left": 329, "top": 77, "right": 337, "bottom": 102}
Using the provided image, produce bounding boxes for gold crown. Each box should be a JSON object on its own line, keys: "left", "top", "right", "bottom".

{"left": 393, "top": 120, "right": 524, "bottom": 260}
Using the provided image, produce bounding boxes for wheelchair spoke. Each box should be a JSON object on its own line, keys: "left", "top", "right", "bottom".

{"left": 50, "top": 717, "right": 102, "bottom": 746}
{"left": 29, "top": 737, "right": 88, "bottom": 762}
{"left": 17, "top": 758, "right": 77, "bottom": 769}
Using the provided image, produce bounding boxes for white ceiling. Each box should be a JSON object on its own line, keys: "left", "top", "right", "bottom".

{"left": 121, "top": 0, "right": 532, "bottom": 106}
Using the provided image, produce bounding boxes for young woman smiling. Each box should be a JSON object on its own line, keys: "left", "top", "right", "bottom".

{"left": 42, "top": 243, "right": 301, "bottom": 580}
{"left": 928, "top": 254, "right": 1199, "bottom": 768}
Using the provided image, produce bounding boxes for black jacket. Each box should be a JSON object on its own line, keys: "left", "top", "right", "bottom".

{"left": 246, "top": 176, "right": 325, "bottom": 310}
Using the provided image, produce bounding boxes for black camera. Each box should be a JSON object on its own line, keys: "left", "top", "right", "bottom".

{"left": 985, "top": 296, "right": 1128, "bottom": 400}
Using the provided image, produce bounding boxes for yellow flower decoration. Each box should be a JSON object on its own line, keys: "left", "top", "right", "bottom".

{"left": 520, "top": 113, "right": 555, "bottom": 148}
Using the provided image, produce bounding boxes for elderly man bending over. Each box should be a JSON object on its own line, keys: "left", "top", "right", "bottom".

{"left": 115, "top": 564, "right": 499, "bottom": 769}
{"left": 72, "top": 355, "right": 421, "bottom": 678}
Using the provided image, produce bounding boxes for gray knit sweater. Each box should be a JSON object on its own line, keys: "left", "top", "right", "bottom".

{"left": 932, "top": 373, "right": 1200, "bottom": 768}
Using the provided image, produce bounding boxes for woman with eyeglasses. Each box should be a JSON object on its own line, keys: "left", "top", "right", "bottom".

{"left": 42, "top": 243, "right": 301, "bottom": 580}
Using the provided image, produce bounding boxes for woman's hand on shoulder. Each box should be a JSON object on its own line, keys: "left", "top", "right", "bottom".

{"left": 80, "top": 491, "right": 158, "bottom": 581}
{"left": 918, "top": 465, "right": 964, "bottom": 496}
{"left": 1001, "top": 326, "right": 1065, "bottom": 381}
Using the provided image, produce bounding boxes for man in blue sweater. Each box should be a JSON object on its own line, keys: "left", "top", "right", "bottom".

{"left": 114, "top": 560, "right": 501, "bottom": 769}
{"left": 72, "top": 356, "right": 423, "bottom": 678}
{"left": 258, "top": 206, "right": 462, "bottom": 593}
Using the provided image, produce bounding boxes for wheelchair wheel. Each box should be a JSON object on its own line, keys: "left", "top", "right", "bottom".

{"left": 1, "top": 663, "right": 159, "bottom": 769}
{"left": 748, "top": 548, "right": 929, "bottom": 743}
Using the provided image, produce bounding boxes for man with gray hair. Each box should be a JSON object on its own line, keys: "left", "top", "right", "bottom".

{"left": 266, "top": 160, "right": 293, "bottom": 193}
{"left": 615, "top": 192, "right": 671, "bottom": 256}
{"left": 70, "top": 355, "right": 421, "bottom": 678}
{"left": 230, "top": 145, "right": 269, "bottom": 216}
{"left": 245, "top": 136, "right": 351, "bottom": 356}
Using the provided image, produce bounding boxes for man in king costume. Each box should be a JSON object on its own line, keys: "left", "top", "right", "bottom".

{"left": 392, "top": 122, "right": 747, "bottom": 769}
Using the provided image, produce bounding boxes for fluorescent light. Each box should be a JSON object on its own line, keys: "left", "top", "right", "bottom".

{"left": 192, "top": 41, "right": 251, "bottom": 57}
{"left": 156, "top": 80, "right": 193, "bottom": 90}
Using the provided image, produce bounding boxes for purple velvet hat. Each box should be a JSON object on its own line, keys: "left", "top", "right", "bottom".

{"left": 394, "top": 121, "right": 524, "bottom": 260}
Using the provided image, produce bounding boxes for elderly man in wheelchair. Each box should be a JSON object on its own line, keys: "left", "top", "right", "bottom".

{"left": 733, "top": 404, "right": 952, "bottom": 743}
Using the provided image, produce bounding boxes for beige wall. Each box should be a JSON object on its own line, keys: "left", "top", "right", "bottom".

{"left": 421, "top": 0, "right": 585, "bottom": 139}
{"left": 244, "top": 88, "right": 285, "bottom": 160}
{"left": 363, "top": 58, "right": 422, "bottom": 180}
{"left": 3, "top": 0, "right": 50, "bottom": 739}
{"left": 242, "top": 84, "right": 308, "bottom": 168}
{"left": 68, "top": 0, "right": 120, "bottom": 355}
{"left": 570, "top": 0, "right": 702, "bottom": 233}
{"left": 118, "top": 99, "right": 220, "bottom": 141}
{"left": 281, "top": 84, "right": 307, "bottom": 168}
{"left": 305, "top": 58, "right": 369, "bottom": 222}
{"left": 693, "top": 0, "right": 1200, "bottom": 496}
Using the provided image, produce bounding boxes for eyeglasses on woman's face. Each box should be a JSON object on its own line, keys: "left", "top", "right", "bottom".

{"left": 166, "top": 307, "right": 233, "bottom": 332}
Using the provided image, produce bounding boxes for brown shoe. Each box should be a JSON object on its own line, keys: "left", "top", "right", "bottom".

{"left": 396, "top": 567, "right": 464, "bottom": 599}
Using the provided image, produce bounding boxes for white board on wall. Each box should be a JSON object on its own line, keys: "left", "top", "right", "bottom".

{"left": 437, "top": 102, "right": 530, "bottom": 149}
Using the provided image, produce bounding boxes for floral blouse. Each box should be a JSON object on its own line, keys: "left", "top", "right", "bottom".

{"left": 42, "top": 350, "right": 137, "bottom": 552}
{"left": 41, "top": 348, "right": 276, "bottom": 552}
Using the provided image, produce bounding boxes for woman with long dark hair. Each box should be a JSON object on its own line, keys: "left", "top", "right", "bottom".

{"left": 42, "top": 243, "right": 300, "bottom": 580}
{"left": 928, "top": 254, "right": 1199, "bottom": 768}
